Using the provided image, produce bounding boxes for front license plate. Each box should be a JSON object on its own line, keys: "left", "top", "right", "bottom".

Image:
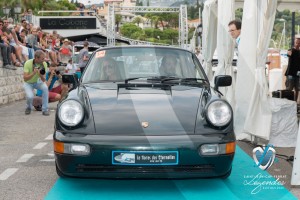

{"left": 112, "top": 151, "right": 178, "bottom": 166}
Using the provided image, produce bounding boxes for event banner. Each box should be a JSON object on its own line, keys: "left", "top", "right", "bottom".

{"left": 40, "top": 18, "right": 96, "bottom": 30}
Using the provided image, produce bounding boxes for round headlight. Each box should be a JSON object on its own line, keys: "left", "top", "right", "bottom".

{"left": 58, "top": 100, "right": 84, "bottom": 126}
{"left": 205, "top": 100, "right": 232, "bottom": 127}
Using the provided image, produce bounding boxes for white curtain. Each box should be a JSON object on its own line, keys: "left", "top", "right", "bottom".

{"left": 202, "top": 0, "right": 218, "bottom": 82}
{"left": 234, "top": 0, "right": 258, "bottom": 140}
{"left": 243, "top": 0, "right": 277, "bottom": 140}
{"left": 213, "top": 0, "right": 235, "bottom": 107}
{"left": 234, "top": 0, "right": 277, "bottom": 140}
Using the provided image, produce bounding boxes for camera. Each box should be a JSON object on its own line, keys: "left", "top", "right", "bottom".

{"left": 55, "top": 70, "right": 60, "bottom": 75}
{"left": 38, "top": 67, "right": 46, "bottom": 75}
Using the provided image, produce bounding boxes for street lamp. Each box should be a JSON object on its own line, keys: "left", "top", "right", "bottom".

{"left": 279, "top": 18, "right": 286, "bottom": 50}
{"left": 14, "top": 4, "right": 22, "bottom": 23}
{"left": 3, "top": 6, "right": 10, "bottom": 18}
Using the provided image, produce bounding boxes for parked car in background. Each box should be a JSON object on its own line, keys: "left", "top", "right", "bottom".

{"left": 212, "top": 49, "right": 238, "bottom": 68}
{"left": 54, "top": 46, "right": 236, "bottom": 179}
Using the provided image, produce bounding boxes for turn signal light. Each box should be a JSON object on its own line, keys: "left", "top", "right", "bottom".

{"left": 199, "top": 142, "right": 236, "bottom": 156}
{"left": 54, "top": 141, "right": 64, "bottom": 154}
{"left": 225, "top": 142, "right": 236, "bottom": 154}
{"left": 53, "top": 141, "right": 91, "bottom": 155}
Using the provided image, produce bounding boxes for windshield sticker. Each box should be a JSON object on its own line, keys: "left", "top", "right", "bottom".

{"left": 96, "top": 51, "right": 106, "bottom": 58}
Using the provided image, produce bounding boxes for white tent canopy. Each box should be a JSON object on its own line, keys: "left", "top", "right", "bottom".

{"left": 201, "top": 0, "right": 218, "bottom": 81}
{"left": 243, "top": 0, "right": 277, "bottom": 140}
{"left": 235, "top": 0, "right": 276, "bottom": 140}
{"left": 235, "top": 0, "right": 300, "bottom": 11}
{"left": 213, "top": 0, "right": 235, "bottom": 107}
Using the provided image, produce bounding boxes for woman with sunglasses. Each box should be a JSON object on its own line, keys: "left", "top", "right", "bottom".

{"left": 101, "top": 58, "right": 121, "bottom": 81}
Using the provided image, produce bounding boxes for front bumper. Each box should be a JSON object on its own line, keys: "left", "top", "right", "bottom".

{"left": 54, "top": 131, "right": 235, "bottom": 178}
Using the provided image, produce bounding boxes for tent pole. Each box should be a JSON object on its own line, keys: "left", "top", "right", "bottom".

{"left": 291, "top": 12, "right": 295, "bottom": 48}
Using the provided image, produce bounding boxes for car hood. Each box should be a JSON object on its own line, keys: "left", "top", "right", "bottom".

{"left": 86, "top": 84, "right": 204, "bottom": 135}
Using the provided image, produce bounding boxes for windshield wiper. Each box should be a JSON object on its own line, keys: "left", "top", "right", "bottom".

{"left": 161, "top": 77, "right": 209, "bottom": 84}
{"left": 124, "top": 76, "right": 208, "bottom": 84}
{"left": 124, "top": 77, "right": 147, "bottom": 84}
{"left": 160, "top": 77, "right": 180, "bottom": 83}
{"left": 180, "top": 78, "right": 209, "bottom": 84}
{"left": 125, "top": 76, "right": 173, "bottom": 84}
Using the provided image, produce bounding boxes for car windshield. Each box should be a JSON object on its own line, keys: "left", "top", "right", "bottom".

{"left": 82, "top": 47, "right": 206, "bottom": 83}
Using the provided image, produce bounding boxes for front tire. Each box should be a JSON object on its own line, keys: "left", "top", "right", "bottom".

{"left": 56, "top": 164, "right": 67, "bottom": 178}
{"left": 220, "top": 168, "right": 232, "bottom": 179}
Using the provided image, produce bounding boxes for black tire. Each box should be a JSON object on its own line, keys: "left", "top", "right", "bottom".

{"left": 56, "top": 164, "right": 67, "bottom": 178}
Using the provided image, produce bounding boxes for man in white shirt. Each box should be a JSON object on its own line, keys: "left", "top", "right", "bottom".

{"left": 228, "top": 20, "right": 242, "bottom": 47}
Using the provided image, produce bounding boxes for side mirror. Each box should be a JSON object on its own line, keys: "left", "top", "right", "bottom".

{"left": 214, "top": 75, "right": 232, "bottom": 91}
{"left": 62, "top": 73, "right": 79, "bottom": 91}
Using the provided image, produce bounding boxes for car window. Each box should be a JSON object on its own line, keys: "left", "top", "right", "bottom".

{"left": 82, "top": 47, "right": 206, "bottom": 83}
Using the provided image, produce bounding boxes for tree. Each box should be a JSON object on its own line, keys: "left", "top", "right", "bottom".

{"left": 75, "top": 0, "right": 79, "bottom": 7}
{"left": 163, "top": 29, "right": 178, "bottom": 43}
{"left": 17, "top": 0, "right": 76, "bottom": 15}
{"left": 150, "top": 15, "right": 160, "bottom": 29}
{"left": 144, "top": 28, "right": 162, "bottom": 39}
{"left": 164, "top": 13, "right": 179, "bottom": 28}
{"left": 115, "top": 14, "right": 122, "bottom": 32}
{"left": 145, "top": 14, "right": 153, "bottom": 27}
{"left": 120, "top": 23, "right": 143, "bottom": 38}
{"left": 136, "top": 0, "right": 143, "bottom": 6}
{"left": 132, "top": 16, "right": 143, "bottom": 27}
{"left": 235, "top": 8, "right": 243, "bottom": 21}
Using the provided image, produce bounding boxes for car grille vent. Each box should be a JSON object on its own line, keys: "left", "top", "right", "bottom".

{"left": 76, "top": 164, "right": 215, "bottom": 173}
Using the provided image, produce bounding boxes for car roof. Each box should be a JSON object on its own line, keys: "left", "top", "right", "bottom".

{"left": 95, "top": 45, "right": 192, "bottom": 53}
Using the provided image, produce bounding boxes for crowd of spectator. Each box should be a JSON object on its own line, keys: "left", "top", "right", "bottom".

{"left": 0, "top": 16, "right": 74, "bottom": 70}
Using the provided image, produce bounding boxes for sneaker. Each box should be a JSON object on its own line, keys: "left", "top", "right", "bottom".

{"left": 4, "top": 65, "right": 17, "bottom": 70}
{"left": 10, "top": 65, "right": 17, "bottom": 70}
{"left": 42, "top": 111, "right": 50, "bottom": 116}
{"left": 25, "top": 108, "right": 31, "bottom": 115}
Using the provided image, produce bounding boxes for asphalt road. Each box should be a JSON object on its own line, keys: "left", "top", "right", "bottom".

{"left": 0, "top": 100, "right": 58, "bottom": 200}
{"left": 0, "top": 100, "right": 299, "bottom": 200}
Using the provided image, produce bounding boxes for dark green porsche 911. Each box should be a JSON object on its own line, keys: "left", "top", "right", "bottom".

{"left": 54, "top": 46, "right": 236, "bottom": 179}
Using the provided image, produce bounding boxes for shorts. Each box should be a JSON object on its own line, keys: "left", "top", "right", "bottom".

{"left": 49, "top": 85, "right": 62, "bottom": 102}
{"left": 10, "top": 45, "right": 16, "bottom": 54}
{"left": 285, "top": 76, "right": 300, "bottom": 91}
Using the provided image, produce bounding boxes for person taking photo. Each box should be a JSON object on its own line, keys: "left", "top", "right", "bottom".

{"left": 23, "top": 50, "right": 49, "bottom": 116}
{"left": 36, "top": 63, "right": 69, "bottom": 103}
